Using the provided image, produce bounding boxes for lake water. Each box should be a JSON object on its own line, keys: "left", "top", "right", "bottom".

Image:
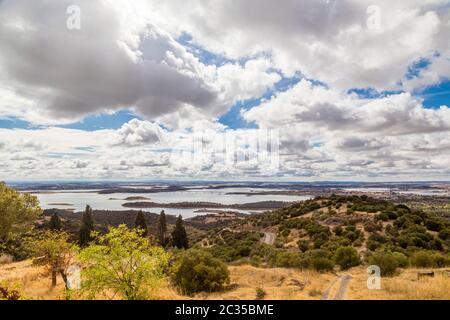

{"left": 32, "top": 188, "right": 312, "bottom": 218}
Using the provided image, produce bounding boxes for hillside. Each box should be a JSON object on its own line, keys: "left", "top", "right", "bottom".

{"left": 199, "top": 195, "right": 450, "bottom": 270}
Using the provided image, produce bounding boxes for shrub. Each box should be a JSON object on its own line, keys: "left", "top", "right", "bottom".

{"left": 410, "top": 251, "right": 436, "bottom": 268}
{"left": 432, "top": 253, "right": 450, "bottom": 268}
{"left": 368, "top": 251, "right": 398, "bottom": 277}
{"left": 425, "top": 219, "right": 443, "bottom": 232}
{"left": 255, "top": 288, "right": 266, "bottom": 300}
{"left": 275, "top": 251, "right": 302, "bottom": 268}
{"left": 171, "top": 249, "right": 230, "bottom": 296}
{"left": 311, "top": 257, "right": 334, "bottom": 272}
{"left": 334, "top": 226, "right": 343, "bottom": 236}
{"left": 438, "top": 228, "right": 450, "bottom": 241}
{"left": 297, "top": 240, "right": 309, "bottom": 253}
{"left": 0, "top": 282, "right": 22, "bottom": 300}
{"left": 308, "top": 289, "right": 322, "bottom": 297}
{"left": 392, "top": 252, "right": 409, "bottom": 268}
{"left": 334, "top": 247, "right": 360, "bottom": 270}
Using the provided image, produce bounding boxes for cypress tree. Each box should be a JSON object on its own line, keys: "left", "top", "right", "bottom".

{"left": 157, "top": 210, "right": 167, "bottom": 246}
{"left": 171, "top": 215, "right": 188, "bottom": 249}
{"left": 79, "top": 205, "right": 94, "bottom": 247}
{"left": 49, "top": 212, "right": 62, "bottom": 231}
{"left": 134, "top": 210, "right": 148, "bottom": 237}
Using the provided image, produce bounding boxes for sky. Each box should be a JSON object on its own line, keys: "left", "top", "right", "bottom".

{"left": 0, "top": 0, "right": 450, "bottom": 181}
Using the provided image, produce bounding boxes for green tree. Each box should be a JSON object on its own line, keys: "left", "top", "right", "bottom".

{"left": 0, "top": 182, "right": 41, "bottom": 243}
{"left": 157, "top": 210, "right": 167, "bottom": 246}
{"left": 171, "top": 215, "right": 188, "bottom": 249}
{"left": 171, "top": 249, "right": 230, "bottom": 296}
{"left": 78, "top": 225, "right": 170, "bottom": 300}
{"left": 334, "top": 246, "right": 361, "bottom": 270}
{"left": 368, "top": 251, "right": 399, "bottom": 277}
{"left": 49, "top": 212, "right": 62, "bottom": 231}
{"left": 30, "top": 231, "right": 78, "bottom": 288}
{"left": 134, "top": 211, "right": 148, "bottom": 237}
{"left": 79, "top": 205, "right": 94, "bottom": 247}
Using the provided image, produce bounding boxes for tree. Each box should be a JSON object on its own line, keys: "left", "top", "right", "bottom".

{"left": 134, "top": 211, "right": 148, "bottom": 237}
{"left": 49, "top": 212, "right": 62, "bottom": 231}
{"left": 157, "top": 210, "right": 167, "bottom": 246}
{"left": 30, "top": 231, "right": 78, "bottom": 288}
{"left": 368, "top": 251, "right": 399, "bottom": 277}
{"left": 79, "top": 205, "right": 94, "bottom": 247}
{"left": 171, "top": 215, "right": 188, "bottom": 249}
{"left": 334, "top": 246, "right": 361, "bottom": 270}
{"left": 0, "top": 182, "right": 41, "bottom": 243}
{"left": 78, "top": 225, "right": 170, "bottom": 300}
{"left": 171, "top": 249, "right": 230, "bottom": 296}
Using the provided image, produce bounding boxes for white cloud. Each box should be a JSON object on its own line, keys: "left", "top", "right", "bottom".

{"left": 146, "top": 0, "right": 450, "bottom": 91}
{"left": 0, "top": 0, "right": 280, "bottom": 127}
{"left": 1, "top": 0, "right": 450, "bottom": 180}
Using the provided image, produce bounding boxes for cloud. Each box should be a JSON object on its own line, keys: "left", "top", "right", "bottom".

{"left": 0, "top": 0, "right": 449, "bottom": 180}
{"left": 243, "top": 79, "right": 450, "bottom": 135}
{"left": 0, "top": 0, "right": 280, "bottom": 126}
{"left": 146, "top": 0, "right": 450, "bottom": 91}
{"left": 115, "top": 119, "right": 165, "bottom": 146}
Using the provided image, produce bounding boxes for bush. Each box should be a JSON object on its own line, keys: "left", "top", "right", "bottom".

{"left": 334, "top": 247, "right": 360, "bottom": 270}
{"left": 432, "top": 253, "right": 450, "bottom": 268}
{"left": 275, "top": 251, "right": 302, "bottom": 268}
{"left": 410, "top": 251, "right": 436, "bottom": 268}
{"left": 368, "top": 251, "right": 399, "bottom": 277}
{"left": 255, "top": 288, "right": 266, "bottom": 300}
{"left": 0, "top": 282, "right": 22, "bottom": 300}
{"left": 392, "top": 252, "right": 409, "bottom": 268}
{"left": 438, "top": 228, "right": 450, "bottom": 241}
{"left": 297, "top": 240, "right": 309, "bottom": 253}
{"left": 171, "top": 249, "right": 230, "bottom": 296}
{"left": 311, "top": 257, "right": 334, "bottom": 272}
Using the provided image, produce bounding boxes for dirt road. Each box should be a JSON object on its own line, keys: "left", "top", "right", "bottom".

{"left": 322, "top": 274, "right": 352, "bottom": 300}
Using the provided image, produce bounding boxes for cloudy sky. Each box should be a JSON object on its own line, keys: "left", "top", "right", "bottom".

{"left": 0, "top": 0, "right": 449, "bottom": 181}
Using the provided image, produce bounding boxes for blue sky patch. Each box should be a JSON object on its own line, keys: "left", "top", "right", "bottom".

{"left": 58, "top": 110, "right": 139, "bottom": 131}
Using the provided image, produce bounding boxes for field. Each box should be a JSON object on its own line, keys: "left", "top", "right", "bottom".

{"left": 2, "top": 260, "right": 450, "bottom": 300}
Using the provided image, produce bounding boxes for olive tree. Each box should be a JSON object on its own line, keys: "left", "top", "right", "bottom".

{"left": 78, "top": 225, "right": 170, "bottom": 300}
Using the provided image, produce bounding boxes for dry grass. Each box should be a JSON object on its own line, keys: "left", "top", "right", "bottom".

{"left": 347, "top": 267, "right": 450, "bottom": 300}
{"left": 0, "top": 261, "right": 334, "bottom": 300}
{"left": 3, "top": 260, "right": 450, "bottom": 300}
{"left": 0, "top": 260, "right": 65, "bottom": 300}
{"left": 190, "top": 265, "right": 335, "bottom": 300}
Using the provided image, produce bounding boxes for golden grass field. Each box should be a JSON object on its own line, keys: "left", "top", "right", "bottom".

{"left": 1, "top": 260, "right": 450, "bottom": 300}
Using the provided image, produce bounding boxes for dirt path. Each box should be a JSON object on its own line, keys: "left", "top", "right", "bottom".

{"left": 334, "top": 275, "right": 352, "bottom": 300}
{"left": 321, "top": 274, "right": 352, "bottom": 300}
{"left": 262, "top": 232, "right": 276, "bottom": 245}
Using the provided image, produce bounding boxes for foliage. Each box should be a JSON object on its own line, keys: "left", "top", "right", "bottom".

{"left": 410, "top": 251, "right": 436, "bottom": 268}
{"left": 255, "top": 287, "right": 266, "bottom": 300}
{"left": 0, "top": 182, "right": 41, "bottom": 243}
{"left": 157, "top": 210, "right": 168, "bottom": 246}
{"left": 134, "top": 211, "right": 148, "bottom": 237}
{"left": 49, "top": 212, "right": 62, "bottom": 231}
{"left": 310, "top": 257, "right": 334, "bottom": 272}
{"left": 79, "top": 205, "right": 95, "bottom": 247}
{"left": 78, "top": 225, "right": 170, "bottom": 300}
{"left": 30, "top": 231, "right": 78, "bottom": 288}
{"left": 0, "top": 282, "right": 23, "bottom": 300}
{"left": 171, "top": 249, "right": 230, "bottom": 296}
{"left": 333, "top": 247, "right": 360, "bottom": 270}
{"left": 368, "top": 251, "right": 399, "bottom": 277}
{"left": 171, "top": 215, "right": 189, "bottom": 249}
